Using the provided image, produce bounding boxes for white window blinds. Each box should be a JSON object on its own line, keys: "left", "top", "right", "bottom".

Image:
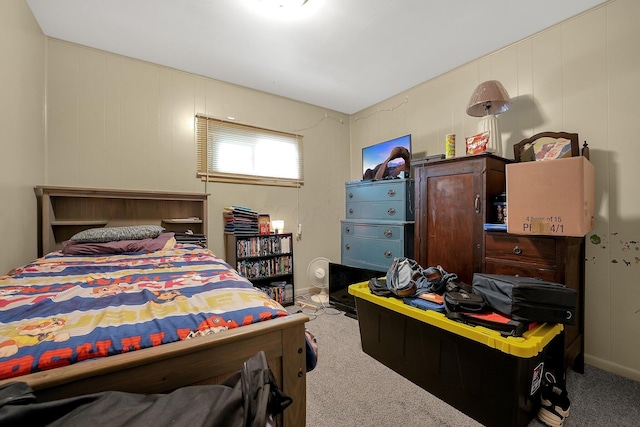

{"left": 196, "top": 115, "right": 304, "bottom": 187}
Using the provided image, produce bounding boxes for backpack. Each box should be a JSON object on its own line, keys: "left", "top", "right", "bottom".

{"left": 385, "top": 257, "right": 458, "bottom": 298}
{"left": 0, "top": 351, "right": 290, "bottom": 427}
{"left": 443, "top": 290, "right": 487, "bottom": 313}
{"left": 471, "top": 273, "right": 577, "bottom": 324}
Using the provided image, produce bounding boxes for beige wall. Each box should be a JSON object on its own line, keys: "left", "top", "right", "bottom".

{"left": 0, "top": 0, "right": 45, "bottom": 274}
{"left": 350, "top": 0, "right": 640, "bottom": 381}
{"left": 1, "top": 2, "right": 350, "bottom": 294}
{"left": 43, "top": 39, "right": 351, "bottom": 292}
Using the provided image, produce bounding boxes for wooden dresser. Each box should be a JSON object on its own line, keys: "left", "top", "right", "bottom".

{"left": 484, "top": 231, "right": 585, "bottom": 373}
{"left": 412, "top": 154, "right": 585, "bottom": 374}
{"left": 412, "top": 154, "right": 508, "bottom": 284}
{"left": 341, "top": 179, "right": 414, "bottom": 272}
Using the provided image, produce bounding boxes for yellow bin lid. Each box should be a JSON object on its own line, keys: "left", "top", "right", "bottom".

{"left": 349, "top": 281, "right": 562, "bottom": 358}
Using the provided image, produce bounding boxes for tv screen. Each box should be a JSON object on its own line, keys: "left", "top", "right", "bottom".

{"left": 362, "top": 134, "right": 412, "bottom": 180}
{"left": 329, "top": 262, "right": 385, "bottom": 318}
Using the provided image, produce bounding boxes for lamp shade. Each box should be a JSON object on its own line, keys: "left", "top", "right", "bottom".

{"left": 466, "top": 80, "right": 511, "bottom": 117}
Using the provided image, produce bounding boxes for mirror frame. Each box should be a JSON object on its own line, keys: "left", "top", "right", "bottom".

{"left": 513, "top": 131, "right": 579, "bottom": 162}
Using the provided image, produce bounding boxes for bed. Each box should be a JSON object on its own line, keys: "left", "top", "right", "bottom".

{"left": 0, "top": 186, "right": 308, "bottom": 426}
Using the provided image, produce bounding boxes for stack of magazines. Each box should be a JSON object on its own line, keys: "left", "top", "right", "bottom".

{"left": 223, "top": 206, "right": 259, "bottom": 235}
{"left": 173, "top": 232, "right": 207, "bottom": 248}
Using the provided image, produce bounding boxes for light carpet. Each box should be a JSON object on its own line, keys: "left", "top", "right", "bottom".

{"left": 294, "top": 304, "right": 640, "bottom": 427}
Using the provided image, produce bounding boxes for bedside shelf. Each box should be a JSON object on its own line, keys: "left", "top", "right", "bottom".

{"left": 162, "top": 218, "right": 203, "bottom": 224}
{"left": 35, "top": 186, "right": 208, "bottom": 256}
{"left": 51, "top": 220, "right": 109, "bottom": 227}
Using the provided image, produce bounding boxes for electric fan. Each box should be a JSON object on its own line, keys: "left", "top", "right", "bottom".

{"left": 307, "top": 257, "right": 330, "bottom": 304}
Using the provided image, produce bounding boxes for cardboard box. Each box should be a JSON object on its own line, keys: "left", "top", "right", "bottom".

{"left": 506, "top": 156, "right": 595, "bottom": 237}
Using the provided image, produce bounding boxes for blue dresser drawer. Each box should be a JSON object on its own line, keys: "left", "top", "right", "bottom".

{"left": 342, "top": 221, "right": 406, "bottom": 240}
{"left": 341, "top": 220, "right": 414, "bottom": 272}
{"left": 345, "top": 179, "right": 414, "bottom": 221}
{"left": 346, "top": 200, "right": 409, "bottom": 221}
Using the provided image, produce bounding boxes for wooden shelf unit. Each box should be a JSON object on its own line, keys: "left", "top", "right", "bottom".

{"left": 224, "top": 232, "right": 295, "bottom": 306}
{"left": 35, "top": 186, "right": 208, "bottom": 256}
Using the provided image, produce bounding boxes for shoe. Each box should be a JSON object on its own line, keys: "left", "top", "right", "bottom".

{"left": 537, "top": 372, "right": 571, "bottom": 427}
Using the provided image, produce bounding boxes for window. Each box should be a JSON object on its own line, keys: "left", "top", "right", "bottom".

{"left": 196, "top": 115, "right": 304, "bottom": 187}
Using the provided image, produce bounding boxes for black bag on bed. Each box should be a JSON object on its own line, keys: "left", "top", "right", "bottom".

{"left": 0, "top": 351, "right": 291, "bottom": 427}
{"left": 471, "top": 273, "right": 577, "bottom": 325}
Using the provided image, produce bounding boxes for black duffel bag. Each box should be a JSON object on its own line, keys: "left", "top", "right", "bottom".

{"left": 471, "top": 273, "right": 577, "bottom": 325}
{"left": 0, "top": 351, "right": 291, "bottom": 427}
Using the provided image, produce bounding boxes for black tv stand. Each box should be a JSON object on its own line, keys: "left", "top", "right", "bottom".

{"left": 343, "top": 311, "right": 358, "bottom": 319}
{"left": 329, "top": 262, "right": 383, "bottom": 318}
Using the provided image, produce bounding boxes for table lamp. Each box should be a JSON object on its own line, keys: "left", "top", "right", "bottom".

{"left": 271, "top": 220, "right": 284, "bottom": 234}
{"left": 466, "top": 80, "right": 511, "bottom": 155}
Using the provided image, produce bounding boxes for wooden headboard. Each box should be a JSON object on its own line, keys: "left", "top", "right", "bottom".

{"left": 35, "top": 186, "right": 208, "bottom": 256}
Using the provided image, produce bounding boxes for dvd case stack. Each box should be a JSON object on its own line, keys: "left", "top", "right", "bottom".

{"left": 235, "top": 234, "right": 292, "bottom": 258}
{"left": 259, "top": 282, "right": 293, "bottom": 305}
{"left": 223, "top": 206, "right": 259, "bottom": 235}
{"left": 236, "top": 256, "right": 293, "bottom": 279}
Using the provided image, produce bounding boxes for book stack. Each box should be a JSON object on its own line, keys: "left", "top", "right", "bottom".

{"left": 223, "top": 206, "right": 259, "bottom": 235}
{"left": 173, "top": 232, "right": 207, "bottom": 248}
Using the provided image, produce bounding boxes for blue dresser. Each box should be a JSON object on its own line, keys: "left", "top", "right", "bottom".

{"left": 341, "top": 179, "right": 414, "bottom": 272}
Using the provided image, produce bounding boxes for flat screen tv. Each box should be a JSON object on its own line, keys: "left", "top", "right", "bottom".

{"left": 329, "top": 262, "right": 385, "bottom": 318}
{"left": 362, "top": 134, "right": 412, "bottom": 180}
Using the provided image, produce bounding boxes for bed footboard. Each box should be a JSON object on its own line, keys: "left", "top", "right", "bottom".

{"left": 0, "top": 313, "right": 309, "bottom": 426}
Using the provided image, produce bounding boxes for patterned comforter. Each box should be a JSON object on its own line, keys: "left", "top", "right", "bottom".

{"left": 0, "top": 244, "right": 289, "bottom": 380}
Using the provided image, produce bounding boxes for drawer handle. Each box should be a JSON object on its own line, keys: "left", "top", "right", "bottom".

{"left": 474, "top": 194, "right": 481, "bottom": 214}
{"left": 345, "top": 244, "right": 350, "bottom": 251}
{"left": 513, "top": 246, "right": 522, "bottom": 255}
{"left": 387, "top": 189, "right": 396, "bottom": 197}
{"left": 348, "top": 208, "right": 353, "bottom": 215}
{"left": 384, "top": 250, "right": 392, "bottom": 258}
{"left": 345, "top": 226, "right": 351, "bottom": 234}
{"left": 348, "top": 192, "right": 353, "bottom": 199}
{"left": 384, "top": 229, "right": 393, "bottom": 238}
{"left": 387, "top": 208, "right": 396, "bottom": 216}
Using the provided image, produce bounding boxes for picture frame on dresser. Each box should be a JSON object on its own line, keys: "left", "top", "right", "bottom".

{"left": 513, "top": 131, "right": 579, "bottom": 162}
{"left": 362, "top": 134, "right": 412, "bottom": 180}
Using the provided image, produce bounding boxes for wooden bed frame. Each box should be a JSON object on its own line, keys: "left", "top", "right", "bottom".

{"left": 0, "top": 186, "right": 308, "bottom": 426}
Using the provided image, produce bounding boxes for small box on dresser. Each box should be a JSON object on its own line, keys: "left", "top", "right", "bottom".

{"left": 506, "top": 156, "right": 595, "bottom": 237}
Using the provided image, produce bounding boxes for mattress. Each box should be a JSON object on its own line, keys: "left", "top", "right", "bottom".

{"left": 0, "top": 242, "right": 289, "bottom": 380}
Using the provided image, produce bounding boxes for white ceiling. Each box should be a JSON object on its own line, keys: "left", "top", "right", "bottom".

{"left": 26, "top": 0, "right": 607, "bottom": 114}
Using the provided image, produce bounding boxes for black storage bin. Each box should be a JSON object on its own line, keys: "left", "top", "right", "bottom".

{"left": 350, "top": 282, "right": 565, "bottom": 427}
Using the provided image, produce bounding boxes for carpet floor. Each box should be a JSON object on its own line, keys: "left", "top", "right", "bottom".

{"left": 295, "top": 304, "right": 640, "bottom": 427}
